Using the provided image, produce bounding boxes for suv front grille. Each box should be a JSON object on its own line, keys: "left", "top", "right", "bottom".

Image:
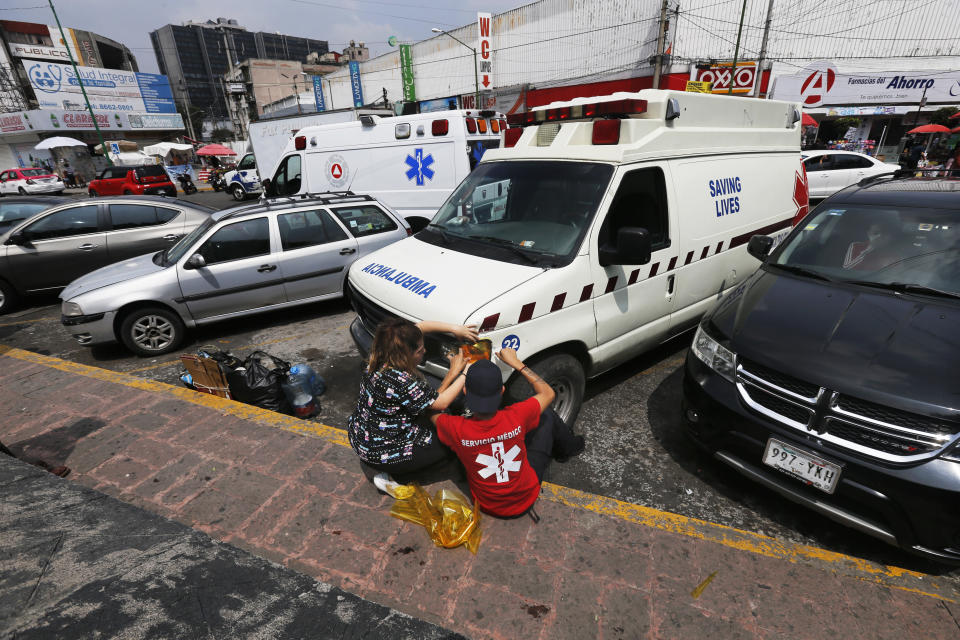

{"left": 736, "top": 361, "right": 960, "bottom": 463}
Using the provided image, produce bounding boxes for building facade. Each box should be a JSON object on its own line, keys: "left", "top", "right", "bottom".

{"left": 150, "top": 18, "right": 328, "bottom": 135}
{"left": 0, "top": 19, "right": 183, "bottom": 171}
{"left": 311, "top": 0, "right": 958, "bottom": 159}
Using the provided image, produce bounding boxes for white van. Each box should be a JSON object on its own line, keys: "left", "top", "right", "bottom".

{"left": 222, "top": 152, "right": 261, "bottom": 201}
{"left": 346, "top": 90, "right": 808, "bottom": 424}
{"left": 264, "top": 110, "right": 505, "bottom": 231}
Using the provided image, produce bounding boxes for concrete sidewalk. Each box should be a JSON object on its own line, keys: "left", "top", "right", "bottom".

{"left": 1, "top": 344, "right": 959, "bottom": 639}
{"left": 1, "top": 456, "right": 463, "bottom": 639}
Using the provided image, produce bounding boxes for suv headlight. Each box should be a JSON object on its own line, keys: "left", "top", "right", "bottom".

{"left": 62, "top": 301, "right": 84, "bottom": 317}
{"left": 691, "top": 325, "right": 737, "bottom": 383}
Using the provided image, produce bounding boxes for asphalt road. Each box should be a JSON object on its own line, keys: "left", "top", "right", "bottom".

{"left": 4, "top": 189, "right": 959, "bottom": 582}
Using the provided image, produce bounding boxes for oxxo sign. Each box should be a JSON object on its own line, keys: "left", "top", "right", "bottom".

{"left": 692, "top": 62, "right": 757, "bottom": 94}
{"left": 477, "top": 12, "right": 493, "bottom": 90}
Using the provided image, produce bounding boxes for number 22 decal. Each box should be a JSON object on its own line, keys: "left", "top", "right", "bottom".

{"left": 501, "top": 334, "right": 520, "bottom": 351}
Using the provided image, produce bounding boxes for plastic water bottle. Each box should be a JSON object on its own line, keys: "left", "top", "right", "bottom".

{"left": 290, "top": 364, "right": 326, "bottom": 397}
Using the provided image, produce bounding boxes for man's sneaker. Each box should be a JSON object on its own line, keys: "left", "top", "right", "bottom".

{"left": 555, "top": 435, "right": 585, "bottom": 463}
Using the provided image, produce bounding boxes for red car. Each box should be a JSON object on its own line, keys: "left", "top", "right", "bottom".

{"left": 88, "top": 164, "right": 177, "bottom": 197}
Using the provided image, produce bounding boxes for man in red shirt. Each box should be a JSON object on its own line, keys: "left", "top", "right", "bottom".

{"left": 432, "top": 348, "right": 584, "bottom": 517}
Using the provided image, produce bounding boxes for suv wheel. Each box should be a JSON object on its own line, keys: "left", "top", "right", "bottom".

{"left": 119, "top": 307, "right": 185, "bottom": 357}
{"left": 504, "top": 352, "right": 586, "bottom": 426}
{"left": 231, "top": 184, "right": 246, "bottom": 201}
{"left": 0, "top": 279, "right": 18, "bottom": 315}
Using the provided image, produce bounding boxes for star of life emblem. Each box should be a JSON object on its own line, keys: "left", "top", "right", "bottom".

{"left": 475, "top": 442, "right": 522, "bottom": 483}
{"left": 404, "top": 148, "right": 435, "bottom": 186}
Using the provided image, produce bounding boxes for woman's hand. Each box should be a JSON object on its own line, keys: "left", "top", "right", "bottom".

{"left": 451, "top": 324, "right": 479, "bottom": 343}
{"left": 447, "top": 350, "right": 469, "bottom": 375}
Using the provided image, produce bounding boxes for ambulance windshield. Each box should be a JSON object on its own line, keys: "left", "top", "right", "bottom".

{"left": 425, "top": 161, "right": 613, "bottom": 266}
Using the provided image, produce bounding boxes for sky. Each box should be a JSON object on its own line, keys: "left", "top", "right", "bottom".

{"left": 13, "top": 0, "right": 524, "bottom": 74}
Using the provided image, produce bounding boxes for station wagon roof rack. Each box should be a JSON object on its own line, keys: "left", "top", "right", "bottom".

{"left": 213, "top": 191, "right": 380, "bottom": 222}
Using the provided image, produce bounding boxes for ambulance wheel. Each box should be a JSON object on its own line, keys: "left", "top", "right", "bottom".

{"left": 232, "top": 185, "right": 247, "bottom": 201}
{"left": 505, "top": 353, "right": 585, "bottom": 426}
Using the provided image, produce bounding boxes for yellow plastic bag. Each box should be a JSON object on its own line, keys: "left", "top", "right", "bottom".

{"left": 385, "top": 483, "right": 482, "bottom": 554}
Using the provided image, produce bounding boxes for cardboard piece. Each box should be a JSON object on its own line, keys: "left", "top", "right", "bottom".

{"left": 180, "top": 354, "right": 232, "bottom": 399}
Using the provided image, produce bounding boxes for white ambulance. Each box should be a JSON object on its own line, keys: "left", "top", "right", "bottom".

{"left": 263, "top": 110, "right": 505, "bottom": 231}
{"left": 346, "top": 90, "right": 809, "bottom": 425}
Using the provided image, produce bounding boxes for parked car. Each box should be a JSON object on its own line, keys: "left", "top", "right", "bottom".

{"left": 0, "top": 167, "right": 65, "bottom": 195}
{"left": 59, "top": 193, "right": 410, "bottom": 356}
{"left": 0, "top": 196, "right": 214, "bottom": 314}
{"left": 802, "top": 150, "right": 899, "bottom": 199}
{"left": 683, "top": 173, "right": 960, "bottom": 562}
{"left": 0, "top": 196, "right": 70, "bottom": 234}
{"left": 87, "top": 164, "right": 177, "bottom": 197}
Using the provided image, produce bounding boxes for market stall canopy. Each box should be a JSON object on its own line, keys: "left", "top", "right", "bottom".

{"left": 109, "top": 151, "right": 159, "bottom": 166}
{"left": 196, "top": 143, "right": 236, "bottom": 156}
{"left": 907, "top": 124, "right": 951, "bottom": 134}
{"left": 34, "top": 137, "right": 87, "bottom": 150}
{"left": 801, "top": 113, "right": 818, "bottom": 127}
{"left": 143, "top": 142, "right": 194, "bottom": 157}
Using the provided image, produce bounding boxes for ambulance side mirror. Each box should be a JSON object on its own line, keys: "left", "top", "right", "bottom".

{"left": 748, "top": 235, "right": 774, "bottom": 261}
{"left": 599, "top": 227, "right": 651, "bottom": 267}
{"left": 262, "top": 178, "right": 275, "bottom": 197}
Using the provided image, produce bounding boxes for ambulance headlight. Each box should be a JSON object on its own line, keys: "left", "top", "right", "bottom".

{"left": 691, "top": 325, "right": 736, "bottom": 383}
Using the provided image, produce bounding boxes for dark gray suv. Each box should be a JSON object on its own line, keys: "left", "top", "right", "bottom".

{"left": 0, "top": 195, "right": 213, "bottom": 313}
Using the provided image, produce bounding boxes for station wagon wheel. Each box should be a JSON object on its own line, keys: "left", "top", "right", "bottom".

{"left": 0, "top": 279, "right": 18, "bottom": 315}
{"left": 505, "top": 352, "right": 586, "bottom": 426}
{"left": 119, "top": 307, "right": 185, "bottom": 357}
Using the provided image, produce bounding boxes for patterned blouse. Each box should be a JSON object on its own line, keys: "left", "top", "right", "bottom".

{"left": 347, "top": 367, "right": 439, "bottom": 465}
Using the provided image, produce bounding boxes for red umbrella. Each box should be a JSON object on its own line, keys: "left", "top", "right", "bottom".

{"left": 952, "top": 126, "right": 960, "bottom": 133}
{"left": 196, "top": 143, "right": 237, "bottom": 156}
{"left": 801, "top": 113, "right": 818, "bottom": 127}
{"left": 950, "top": 112, "right": 960, "bottom": 120}
{"left": 907, "top": 124, "right": 951, "bottom": 134}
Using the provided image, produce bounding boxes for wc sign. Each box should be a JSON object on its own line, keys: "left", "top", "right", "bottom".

{"left": 692, "top": 61, "right": 757, "bottom": 94}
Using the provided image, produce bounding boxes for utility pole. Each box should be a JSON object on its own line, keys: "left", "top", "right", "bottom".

{"left": 652, "top": 0, "right": 669, "bottom": 89}
{"left": 728, "top": 0, "right": 748, "bottom": 95}
{"left": 48, "top": 0, "right": 111, "bottom": 164}
{"left": 755, "top": 0, "right": 775, "bottom": 97}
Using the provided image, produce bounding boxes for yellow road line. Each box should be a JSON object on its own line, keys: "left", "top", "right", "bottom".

{"left": 0, "top": 316, "right": 55, "bottom": 328}
{"left": 0, "top": 343, "right": 956, "bottom": 603}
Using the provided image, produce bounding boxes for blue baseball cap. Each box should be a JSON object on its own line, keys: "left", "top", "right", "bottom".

{"left": 464, "top": 359, "right": 503, "bottom": 414}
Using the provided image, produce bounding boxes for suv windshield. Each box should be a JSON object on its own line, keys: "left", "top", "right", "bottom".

{"left": 772, "top": 203, "right": 960, "bottom": 298}
{"left": 423, "top": 161, "right": 614, "bottom": 265}
{"left": 164, "top": 217, "right": 216, "bottom": 265}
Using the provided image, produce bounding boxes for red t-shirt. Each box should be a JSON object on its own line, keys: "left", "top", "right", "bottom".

{"left": 436, "top": 398, "right": 541, "bottom": 517}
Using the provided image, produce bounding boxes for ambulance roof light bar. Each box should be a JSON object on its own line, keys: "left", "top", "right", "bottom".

{"left": 506, "top": 99, "right": 647, "bottom": 127}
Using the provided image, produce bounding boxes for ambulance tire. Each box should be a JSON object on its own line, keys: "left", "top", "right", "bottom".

{"left": 505, "top": 353, "right": 585, "bottom": 426}
{"left": 232, "top": 185, "right": 247, "bottom": 201}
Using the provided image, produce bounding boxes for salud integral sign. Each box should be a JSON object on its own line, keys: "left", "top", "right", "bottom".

{"left": 27, "top": 62, "right": 176, "bottom": 114}
{"left": 772, "top": 62, "right": 960, "bottom": 107}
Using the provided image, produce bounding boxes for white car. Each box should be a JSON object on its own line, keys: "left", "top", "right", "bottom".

{"left": 802, "top": 150, "right": 899, "bottom": 199}
{"left": 0, "top": 167, "right": 65, "bottom": 195}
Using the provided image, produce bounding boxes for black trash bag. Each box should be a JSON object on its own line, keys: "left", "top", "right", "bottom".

{"left": 226, "top": 350, "right": 292, "bottom": 414}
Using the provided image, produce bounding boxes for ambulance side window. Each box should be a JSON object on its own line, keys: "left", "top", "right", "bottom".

{"left": 272, "top": 155, "right": 302, "bottom": 196}
{"left": 599, "top": 167, "right": 669, "bottom": 251}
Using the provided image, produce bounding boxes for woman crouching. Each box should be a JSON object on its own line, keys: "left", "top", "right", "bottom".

{"left": 348, "top": 317, "right": 477, "bottom": 477}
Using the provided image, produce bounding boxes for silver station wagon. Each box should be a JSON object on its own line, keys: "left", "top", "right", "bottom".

{"left": 60, "top": 193, "right": 410, "bottom": 356}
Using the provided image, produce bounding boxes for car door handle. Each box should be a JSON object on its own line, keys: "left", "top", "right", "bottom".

{"left": 666, "top": 274, "right": 675, "bottom": 295}
{"left": 339, "top": 247, "right": 356, "bottom": 255}
{"left": 163, "top": 234, "right": 178, "bottom": 241}
{"left": 77, "top": 243, "right": 98, "bottom": 251}
{"left": 257, "top": 264, "right": 277, "bottom": 273}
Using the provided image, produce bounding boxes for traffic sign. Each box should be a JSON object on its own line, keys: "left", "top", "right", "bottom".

{"left": 477, "top": 12, "right": 493, "bottom": 90}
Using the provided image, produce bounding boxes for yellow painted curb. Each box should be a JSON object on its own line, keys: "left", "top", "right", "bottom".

{"left": 1, "top": 344, "right": 956, "bottom": 603}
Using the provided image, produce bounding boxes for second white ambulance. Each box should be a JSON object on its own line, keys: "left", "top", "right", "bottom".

{"left": 347, "top": 90, "right": 809, "bottom": 424}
